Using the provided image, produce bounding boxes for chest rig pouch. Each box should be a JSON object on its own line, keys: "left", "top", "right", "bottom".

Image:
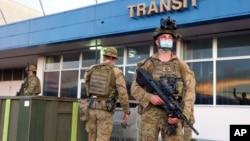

{"left": 150, "top": 59, "right": 184, "bottom": 99}
{"left": 136, "top": 58, "right": 185, "bottom": 115}
{"left": 89, "top": 64, "right": 115, "bottom": 96}
{"left": 152, "top": 59, "right": 184, "bottom": 99}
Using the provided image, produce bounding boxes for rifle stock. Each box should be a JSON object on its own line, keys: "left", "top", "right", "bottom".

{"left": 136, "top": 68, "right": 199, "bottom": 135}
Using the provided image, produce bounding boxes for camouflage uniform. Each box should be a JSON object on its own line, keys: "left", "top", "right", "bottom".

{"left": 131, "top": 17, "right": 196, "bottom": 141}
{"left": 19, "top": 65, "right": 41, "bottom": 96}
{"left": 23, "top": 75, "right": 41, "bottom": 95}
{"left": 84, "top": 48, "right": 130, "bottom": 141}
{"left": 131, "top": 53, "right": 196, "bottom": 141}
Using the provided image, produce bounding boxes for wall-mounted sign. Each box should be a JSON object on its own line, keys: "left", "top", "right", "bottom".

{"left": 128, "top": 0, "right": 197, "bottom": 18}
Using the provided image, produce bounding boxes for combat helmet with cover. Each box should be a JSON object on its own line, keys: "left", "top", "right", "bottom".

{"left": 103, "top": 47, "right": 118, "bottom": 59}
{"left": 25, "top": 65, "right": 37, "bottom": 72}
{"left": 153, "top": 16, "right": 181, "bottom": 42}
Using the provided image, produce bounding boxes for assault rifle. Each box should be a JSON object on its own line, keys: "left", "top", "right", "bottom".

{"left": 136, "top": 68, "right": 199, "bottom": 135}
{"left": 16, "top": 63, "right": 29, "bottom": 96}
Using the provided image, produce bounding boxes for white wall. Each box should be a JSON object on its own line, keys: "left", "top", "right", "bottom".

{"left": 193, "top": 105, "right": 250, "bottom": 141}
{"left": 37, "top": 56, "right": 44, "bottom": 96}
{"left": 0, "top": 81, "right": 23, "bottom": 96}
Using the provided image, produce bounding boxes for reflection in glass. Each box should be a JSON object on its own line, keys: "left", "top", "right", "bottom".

{"left": 43, "top": 72, "right": 59, "bottom": 97}
{"left": 188, "top": 62, "right": 213, "bottom": 104}
{"left": 127, "top": 45, "right": 150, "bottom": 64}
{"left": 45, "top": 55, "right": 60, "bottom": 70}
{"left": 125, "top": 66, "right": 136, "bottom": 96}
{"left": 216, "top": 59, "right": 250, "bottom": 105}
{"left": 82, "top": 50, "right": 100, "bottom": 67}
{"left": 218, "top": 34, "right": 250, "bottom": 57}
{"left": 183, "top": 38, "right": 212, "bottom": 60}
{"left": 63, "top": 52, "right": 79, "bottom": 69}
{"left": 233, "top": 88, "right": 250, "bottom": 105}
{"left": 60, "top": 70, "right": 78, "bottom": 98}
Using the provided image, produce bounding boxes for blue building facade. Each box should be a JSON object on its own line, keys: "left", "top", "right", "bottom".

{"left": 1, "top": 0, "right": 250, "bottom": 140}
{"left": 1, "top": 0, "right": 249, "bottom": 49}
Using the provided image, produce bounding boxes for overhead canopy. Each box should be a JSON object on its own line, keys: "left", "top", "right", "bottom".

{"left": 0, "top": 0, "right": 42, "bottom": 25}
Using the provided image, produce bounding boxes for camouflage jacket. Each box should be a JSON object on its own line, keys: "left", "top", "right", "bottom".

{"left": 84, "top": 62, "right": 130, "bottom": 114}
{"left": 23, "top": 75, "right": 41, "bottom": 96}
{"left": 131, "top": 53, "right": 196, "bottom": 120}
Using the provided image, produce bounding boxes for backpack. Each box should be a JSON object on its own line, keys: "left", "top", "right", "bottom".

{"left": 88, "top": 64, "right": 116, "bottom": 97}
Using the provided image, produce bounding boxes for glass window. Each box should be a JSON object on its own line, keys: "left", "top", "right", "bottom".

{"left": 80, "top": 69, "right": 87, "bottom": 98}
{"left": 218, "top": 34, "right": 250, "bottom": 57}
{"left": 125, "top": 66, "right": 136, "bottom": 96}
{"left": 63, "top": 52, "right": 79, "bottom": 69}
{"left": 43, "top": 72, "right": 59, "bottom": 97}
{"left": 127, "top": 45, "right": 150, "bottom": 64}
{"left": 183, "top": 38, "right": 212, "bottom": 60}
{"left": 3, "top": 69, "right": 12, "bottom": 81}
{"left": 80, "top": 69, "right": 86, "bottom": 79}
{"left": 13, "top": 69, "right": 24, "bottom": 80}
{"left": 115, "top": 48, "right": 124, "bottom": 65}
{"left": 81, "top": 82, "right": 87, "bottom": 98}
{"left": 216, "top": 59, "right": 250, "bottom": 105}
{"left": 60, "top": 70, "right": 78, "bottom": 98}
{"left": 189, "top": 62, "right": 213, "bottom": 105}
{"left": 82, "top": 50, "right": 100, "bottom": 67}
{"left": 45, "top": 55, "right": 60, "bottom": 70}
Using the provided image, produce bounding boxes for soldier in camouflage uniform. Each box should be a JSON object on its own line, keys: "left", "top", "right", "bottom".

{"left": 18, "top": 65, "right": 41, "bottom": 96}
{"left": 84, "top": 47, "right": 130, "bottom": 141}
{"left": 131, "top": 17, "right": 196, "bottom": 141}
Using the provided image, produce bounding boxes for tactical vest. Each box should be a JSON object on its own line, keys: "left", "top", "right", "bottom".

{"left": 88, "top": 64, "right": 116, "bottom": 97}
{"left": 24, "top": 76, "right": 41, "bottom": 95}
{"left": 142, "top": 57, "right": 185, "bottom": 98}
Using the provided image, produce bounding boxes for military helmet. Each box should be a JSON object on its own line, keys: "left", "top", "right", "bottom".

{"left": 153, "top": 28, "right": 178, "bottom": 40}
{"left": 103, "top": 47, "right": 118, "bottom": 59}
{"left": 153, "top": 16, "right": 180, "bottom": 41}
{"left": 25, "top": 65, "right": 37, "bottom": 72}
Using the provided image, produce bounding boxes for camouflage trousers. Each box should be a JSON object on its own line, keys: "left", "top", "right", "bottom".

{"left": 183, "top": 113, "right": 195, "bottom": 141}
{"left": 183, "top": 126, "right": 192, "bottom": 141}
{"left": 86, "top": 109, "right": 113, "bottom": 141}
{"left": 139, "top": 106, "right": 184, "bottom": 141}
